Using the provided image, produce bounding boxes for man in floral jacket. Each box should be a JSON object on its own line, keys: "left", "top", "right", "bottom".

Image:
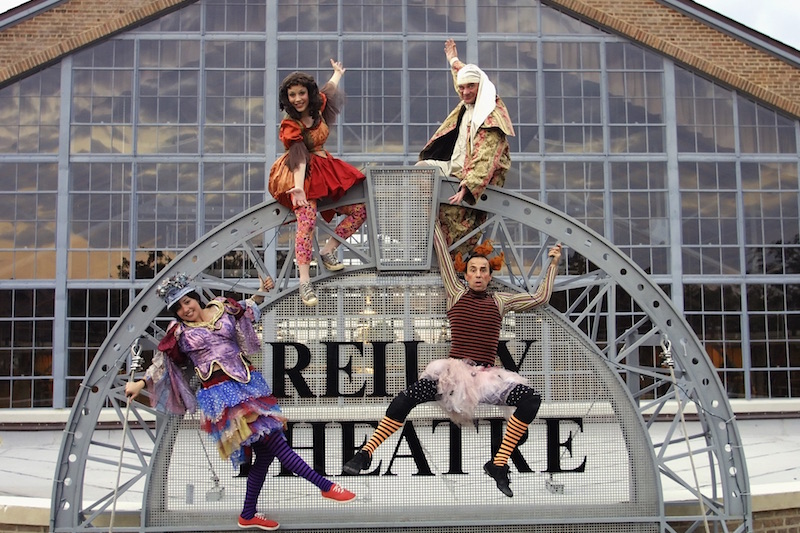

{"left": 418, "top": 39, "right": 515, "bottom": 255}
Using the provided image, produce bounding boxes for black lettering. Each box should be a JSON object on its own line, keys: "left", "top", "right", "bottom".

{"left": 543, "top": 417, "right": 587, "bottom": 473}
{"left": 269, "top": 342, "right": 313, "bottom": 398}
{"left": 496, "top": 339, "right": 538, "bottom": 373}
{"left": 432, "top": 419, "right": 466, "bottom": 474}
{"left": 371, "top": 341, "right": 421, "bottom": 396}
{"left": 323, "top": 341, "right": 367, "bottom": 398}
{"left": 402, "top": 340, "right": 421, "bottom": 388}
{"left": 385, "top": 421, "right": 433, "bottom": 476}
{"left": 370, "top": 341, "right": 390, "bottom": 397}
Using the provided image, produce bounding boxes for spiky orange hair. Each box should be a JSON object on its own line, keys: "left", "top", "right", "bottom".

{"left": 472, "top": 240, "right": 494, "bottom": 257}
{"left": 488, "top": 252, "right": 505, "bottom": 271}
{"left": 453, "top": 241, "right": 504, "bottom": 273}
{"left": 454, "top": 252, "right": 467, "bottom": 273}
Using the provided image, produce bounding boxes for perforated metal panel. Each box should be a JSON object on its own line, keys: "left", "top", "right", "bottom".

{"left": 140, "top": 272, "right": 659, "bottom": 530}
{"left": 53, "top": 170, "right": 750, "bottom": 533}
{"left": 366, "top": 167, "right": 441, "bottom": 271}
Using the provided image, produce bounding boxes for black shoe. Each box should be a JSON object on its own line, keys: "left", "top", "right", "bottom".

{"left": 484, "top": 460, "right": 513, "bottom": 497}
{"left": 342, "top": 449, "right": 372, "bottom": 475}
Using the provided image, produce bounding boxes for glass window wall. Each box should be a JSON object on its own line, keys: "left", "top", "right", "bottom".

{"left": 0, "top": 0, "right": 798, "bottom": 406}
{"left": 0, "top": 289, "right": 55, "bottom": 407}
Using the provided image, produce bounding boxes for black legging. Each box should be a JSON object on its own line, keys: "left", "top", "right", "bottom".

{"left": 386, "top": 379, "right": 541, "bottom": 424}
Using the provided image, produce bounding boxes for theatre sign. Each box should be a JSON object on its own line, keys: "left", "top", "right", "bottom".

{"left": 52, "top": 168, "right": 751, "bottom": 532}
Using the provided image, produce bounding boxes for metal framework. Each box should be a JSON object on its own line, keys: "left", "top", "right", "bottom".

{"left": 51, "top": 170, "right": 751, "bottom": 532}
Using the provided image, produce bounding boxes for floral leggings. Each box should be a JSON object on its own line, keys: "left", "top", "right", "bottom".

{"left": 294, "top": 200, "right": 367, "bottom": 265}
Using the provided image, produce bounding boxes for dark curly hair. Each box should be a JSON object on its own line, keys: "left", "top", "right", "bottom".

{"left": 279, "top": 72, "right": 323, "bottom": 121}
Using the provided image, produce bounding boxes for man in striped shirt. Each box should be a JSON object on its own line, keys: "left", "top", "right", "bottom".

{"left": 343, "top": 224, "right": 562, "bottom": 497}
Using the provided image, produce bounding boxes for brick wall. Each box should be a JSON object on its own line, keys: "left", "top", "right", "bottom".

{"left": 547, "top": 0, "right": 800, "bottom": 118}
{"left": 752, "top": 508, "right": 800, "bottom": 532}
{"left": 0, "top": 0, "right": 196, "bottom": 88}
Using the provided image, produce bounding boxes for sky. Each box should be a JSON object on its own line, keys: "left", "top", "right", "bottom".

{"left": 0, "top": 0, "right": 797, "bottom": 51}
{"left": 693, "top": 0, "right": 800, "bottom": 51}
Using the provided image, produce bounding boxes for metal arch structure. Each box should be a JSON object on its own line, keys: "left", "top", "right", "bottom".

{"left": 51, "top": 170, "right": 751, "bottom": 532}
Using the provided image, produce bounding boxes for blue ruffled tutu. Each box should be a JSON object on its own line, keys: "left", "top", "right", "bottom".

{"left": 196, "top": 370, "right": 286, "bottom": 467}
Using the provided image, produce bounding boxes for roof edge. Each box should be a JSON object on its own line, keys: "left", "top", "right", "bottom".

{"left": 0, "top": 0, "right": 199, "bottom": 90}
{"left": 0, "top": 0, "right": 67, "bottom": 31}
{"left": 656, "top": 0, "right": 800, "bottom": 68}
{"left": 545, "top": 0, "right": 800, "bottom": 120}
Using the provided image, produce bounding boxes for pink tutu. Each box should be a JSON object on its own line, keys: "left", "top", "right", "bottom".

{"left": 420, "top": 358, "right": 528, "bottom": 426}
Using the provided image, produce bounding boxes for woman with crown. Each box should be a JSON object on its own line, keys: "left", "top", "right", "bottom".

{"left": 125, "top": 273, "right": 355, "bottom": 531}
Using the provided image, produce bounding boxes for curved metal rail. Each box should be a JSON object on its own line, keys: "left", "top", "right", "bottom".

{"left": 50, "top": 175, "right": 750, "bottom": 532}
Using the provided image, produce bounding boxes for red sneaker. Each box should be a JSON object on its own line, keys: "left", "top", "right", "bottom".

{"left": 238, "top": 513, "right": 279, "bottom": 531}
{"left": 321, "top": 483, "right": 356, "bottom": 503}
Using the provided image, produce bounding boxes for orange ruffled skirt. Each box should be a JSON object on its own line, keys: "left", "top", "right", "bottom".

{"left": 269, "top": 151, "right": 364, "bottom": 221}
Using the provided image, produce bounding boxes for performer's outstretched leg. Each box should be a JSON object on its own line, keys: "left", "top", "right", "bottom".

{"left": 342, "top": 379, "right": 437, "bottom": 474}
{"left": 319, "top": 203, "right": 367, "bottom": 271}
{"left": 484, "top": 384, "right": 541, "bottom": 498}
{"left": 262, "top": 432, "right": 356, "bottom": 503}
{"left": 333, "top": 203, "right": 367, "bottom": 239}
{"left": 238, "top": 440, "right": 280, "bottom": 530}
{"left": 294, "top": 203, "right": 319, "bottom": 306}
{"left": 361, "top": 416, "right": 403, "bottom": 457}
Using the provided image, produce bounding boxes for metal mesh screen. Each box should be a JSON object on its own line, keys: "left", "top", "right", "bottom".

{"left": 366, "top": 167, "right": 440, "bottom": 270}
{"left": 146, "top": 272, "right": 659, "bottom": 530}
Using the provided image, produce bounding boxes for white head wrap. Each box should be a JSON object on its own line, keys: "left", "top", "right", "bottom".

{"left": 456, "top": 64, "right": 496, "bottom": 142}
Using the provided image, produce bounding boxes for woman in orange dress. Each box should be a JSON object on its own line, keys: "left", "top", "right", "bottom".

{"left": 268, "top": 60, "right": 366, "bottom": 307}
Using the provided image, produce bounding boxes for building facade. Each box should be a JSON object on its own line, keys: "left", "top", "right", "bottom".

{"left": 0, "top": 0, "right": 798, "bottom": 408}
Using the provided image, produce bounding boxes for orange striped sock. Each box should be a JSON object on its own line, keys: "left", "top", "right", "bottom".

{"left": 363, "top": 416, "right": 403, "bottom": 456}
{"left": 493, "top": 415, "right": 529, "bottom": 467}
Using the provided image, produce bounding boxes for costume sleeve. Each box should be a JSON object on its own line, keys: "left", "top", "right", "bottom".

{"left": 496, "top": 261, "right": 559, "bottom": 315}
{"left": 279, "top": 119, "right": 310, "bottom": 170}
{"left": 143, "top": 347, "right": 197, "bottom": 415}
{"left": 231, "top": 298, "right": 262, "bottom": 356}
{"left": 279, "top": 119, "right": 303, "bottom": 148}
{"left": 460, "top": 126, "right": 506, "bottom": 205}
{"left": 143, "top": 348, "right": 166, "bottom": 391}
{"left": 242, "top": 298, "right": 263, "bottom": 323}
{"left": 319, "top": 83, "right": 343, "bottom": 125}
{"left": 433, "top": 223, "right": 466, "bottom": 310}
{"left": 156, "top": 321, "right": 189, "bottom": 366}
